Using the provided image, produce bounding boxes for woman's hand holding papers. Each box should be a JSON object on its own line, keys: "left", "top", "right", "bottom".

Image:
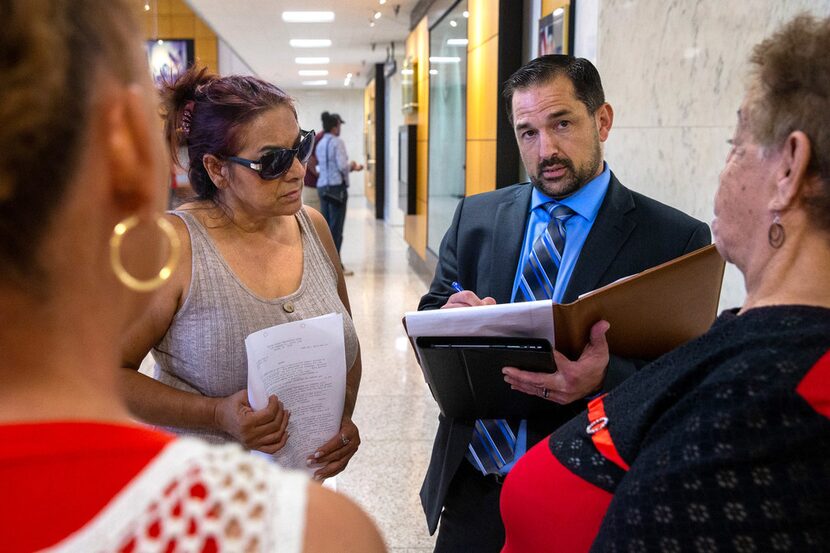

{"left": 308, "top": 416, "right": 361, "bottom": 480}
{"left": 441, "top": 290, "right": 497, "bottom": 309}
{"left": 503, "top": 320, "right": 611, "bottom": 404}
{"left": 213, "top": 390, "right": 290, "bottom": 453}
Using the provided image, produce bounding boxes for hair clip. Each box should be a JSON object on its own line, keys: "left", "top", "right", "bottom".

{"left": 180, "top": 100, "right": 195, "bottom": 136}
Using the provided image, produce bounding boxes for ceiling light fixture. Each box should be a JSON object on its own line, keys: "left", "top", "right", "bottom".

{"left": 282, "top": 11, "right": 335, "bottom": 23}
{"left": 373, "top": 11, "right": 382, "bottom": 20}
{"left": 289, "top": 39, "right": 332, "bottom": 48}
{"left": 143, "top": 3, "right": 150, "bottom": 11}
{"left": 553, "top": 7, "right": 565, "bottom": 16}
{"left": 429, "top": 69, "right": 438, "bottom": 75}
{"left": 302, "top": 80, "right": 328, "bottom": 86}
{"left": 379, "top": 0, "right": 387, "bottom": 4}
{"left": 462, "top": 10, "right": 469, "bottom": 18}
{"left": 428, "top": 56, "right": 461, "bottom": 63}
{"left": 369, "top": 20, "right": 375, "bottom": 27}
{"left": 295, "top": 57, "right": 330, "bottom": 64}
{"left": 298, "top": 69, "right": 329, "bottom": 76}
{"left": 449, "top": 20, "right": 457, "bottom": 27}
{"left": 447, "top": 38, "right": 468, "bottom": 46}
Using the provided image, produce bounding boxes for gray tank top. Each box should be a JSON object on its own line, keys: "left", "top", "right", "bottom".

{"left": 152, "top": 208, "right": 359, "bottom": 444}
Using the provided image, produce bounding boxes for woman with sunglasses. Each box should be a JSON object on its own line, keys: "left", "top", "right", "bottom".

{"left": 119, "top": 67, "right": 363, "bottom": 480}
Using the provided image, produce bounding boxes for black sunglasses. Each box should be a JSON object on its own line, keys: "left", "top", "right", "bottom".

{"left": 228, "top": 129, "right": 316, "bottom": 180}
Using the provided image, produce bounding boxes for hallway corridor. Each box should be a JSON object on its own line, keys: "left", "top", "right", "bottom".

{"left": 327, "top": 199, "right": 439, "bottom": 551}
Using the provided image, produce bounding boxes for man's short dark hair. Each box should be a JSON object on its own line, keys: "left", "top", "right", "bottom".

{"left": 502, "top": 55, "right": 606, "bottom": 124}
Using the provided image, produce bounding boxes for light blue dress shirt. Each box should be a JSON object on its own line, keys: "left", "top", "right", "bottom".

{"left": 510, "top": 163, "right": 611, "bottom": 303}
{"left": 496, "top": 163, "right": 610, "bottom": 475}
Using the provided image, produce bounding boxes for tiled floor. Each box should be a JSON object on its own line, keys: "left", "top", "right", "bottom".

{"left": 335, "top": 200, "right": 438, "bottom": 551}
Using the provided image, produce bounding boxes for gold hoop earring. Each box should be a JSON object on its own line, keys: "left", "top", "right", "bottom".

{"left": 109, "top": 215, "right": 181, "bottom": 292}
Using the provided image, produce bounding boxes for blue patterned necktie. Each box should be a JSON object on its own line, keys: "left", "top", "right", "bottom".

{"left": 466, "top": 202, "right": 574, "bottom": 475}
{"left": 519, "top": 203, "right": 575, "bottom": 301}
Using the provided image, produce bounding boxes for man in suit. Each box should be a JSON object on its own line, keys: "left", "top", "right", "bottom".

{"left": 419, "top": 55, "right": 711, "bottom": 551}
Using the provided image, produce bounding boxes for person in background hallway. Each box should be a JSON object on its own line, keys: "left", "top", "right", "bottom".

{"left": 303, "top": 129, "right": 324, "bottom": 212}
{"left": 118, "top": 68, "right": 363, "bottom": 480}
{"left": 418, "top": 54, "right": 711, "bottom": 551}
{"left": 316, "top": 111, "right": 363, "bottom": 276}
{"left": 500, "top": 14, "right": 830, "bottom": 551}
{"left": 0, "top": 1, "right": 385, "bottom": 551}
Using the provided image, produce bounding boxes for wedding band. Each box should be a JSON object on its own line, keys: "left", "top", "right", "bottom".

{"left": 543, "top": 388, "right": 549, "bottom": 399}
{"left": 340, "top": 433, "right": 349, "bottom": 446}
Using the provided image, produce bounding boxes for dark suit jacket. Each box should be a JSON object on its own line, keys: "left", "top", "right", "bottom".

{"left": 418, "top": 174, "right": 711, "bottom": 533}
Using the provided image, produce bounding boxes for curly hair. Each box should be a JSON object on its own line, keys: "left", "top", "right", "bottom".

{"left": 747, "top": 14, "right": 830, "bottom": 233}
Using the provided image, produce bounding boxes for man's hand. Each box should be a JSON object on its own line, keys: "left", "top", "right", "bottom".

{"left": 502, "top": 320, "right": 611, "bottom": 404}
{"left": 441, "top": 290, "right": 496, "bottom": 309}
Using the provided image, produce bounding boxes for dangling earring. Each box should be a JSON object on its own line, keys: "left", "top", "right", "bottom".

{"left": 768, "top": 212, "right": 785, "bottom": 249}
{"left": 109, "top": 215, "right": 181, "bottom": 292}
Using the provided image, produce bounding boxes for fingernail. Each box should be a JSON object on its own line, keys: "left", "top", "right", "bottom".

{"left": 314, "top": 451, "right": 322, "bottom": 459}
{"left": 306, "top": 458, "right": 313, "bottom": 466}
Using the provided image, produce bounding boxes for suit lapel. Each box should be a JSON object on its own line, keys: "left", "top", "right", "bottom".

{"left": 486, "top": 184, "right": 533, "bottom": 303}
{"left": 563, "top": 174, "right": 636, "bottom": 303}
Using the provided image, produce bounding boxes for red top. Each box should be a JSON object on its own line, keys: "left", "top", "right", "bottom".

{"left": 500, "top": 426, "right": 614, "bottom": 553}
{"left": 0, "top": 422, "right": 173, "bottom": 552}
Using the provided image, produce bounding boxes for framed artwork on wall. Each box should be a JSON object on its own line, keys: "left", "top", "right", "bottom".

{"left": 539, "top": 1, "right": 571, "bottom": 56}
{"left": 145, "top": 39, "right": 194, "bottom": 87}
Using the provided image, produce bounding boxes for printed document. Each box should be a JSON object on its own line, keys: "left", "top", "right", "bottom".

{"left": 246, "top": 313, "right": 346, "bottom": 472}
{"left": 404, "top": 299, "right": 555, "bottom": 345}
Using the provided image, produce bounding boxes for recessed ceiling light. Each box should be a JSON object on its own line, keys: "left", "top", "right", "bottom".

{"left": 449, "top": 20, "right": 457, "bottom": 27}
{"left": 282, "top": 11, "right": 335, "bottom": 23}
{"left": 429, "top": 69, "right": 438, "bottom": 75}
{"left": 143, "top": 3, "right": 150, "bottom": 11}
{"left": 302, "top": 80, "right": 328, "bottom": 86}
{"left": 447, "top": 38, "right": 468, "bottom": 46}
{"left": 295, "top": 57, "right": 330, "bottom": 64}
{"left": 379, "top": 0, "right": 387, "bottom": 4}
{"left": 553, "top": 7, "right": 565, "bottom": 16}
{"left": 298, "top": 69, "right": 329, "bottom": 76}
{"left": 373, "top": 11, "right": 382, "bottom": 20}
{"left": 429, "top": 56, "right": 461, "bottom": 63}
{"left": 369, "top": 20, "right": 375, "bottom": 27}
{"left": 289, "top": 39, "right": 332, "bottom": 48}
{"left": 462, "top": 10, "right": 469, "bottom": 18}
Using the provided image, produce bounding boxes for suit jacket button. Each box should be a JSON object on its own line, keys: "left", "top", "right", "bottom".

{"left": 283, "top": 302, "right": 295, "bottom": 313}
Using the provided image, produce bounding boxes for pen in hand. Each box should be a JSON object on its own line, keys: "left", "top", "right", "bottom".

{"left": 450, "top": 281, "right": 464, "bottom": 293}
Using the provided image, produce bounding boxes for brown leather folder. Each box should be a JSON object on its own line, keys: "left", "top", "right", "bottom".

{"left": 552, "top": 244, "right": 726, "bottom": 360}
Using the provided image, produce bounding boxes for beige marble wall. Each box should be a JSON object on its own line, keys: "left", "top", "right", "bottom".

{"left": 597, "top": 0, "right": 830, "bottom": 309}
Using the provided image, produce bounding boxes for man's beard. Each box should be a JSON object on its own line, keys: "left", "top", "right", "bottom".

{"left": 530, "top": 140, "right": 602, "bottom": 199}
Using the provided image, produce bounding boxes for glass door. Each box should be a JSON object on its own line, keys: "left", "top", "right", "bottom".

{"left": 427, "top": 0, "right": 468, "bottom": 255}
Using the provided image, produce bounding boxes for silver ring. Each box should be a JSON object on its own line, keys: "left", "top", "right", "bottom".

{"left": 542, "top": 388, "right": 549, "bottom": 399}
{"left": 340, "top": 433, "right": 350, "bottom": 446}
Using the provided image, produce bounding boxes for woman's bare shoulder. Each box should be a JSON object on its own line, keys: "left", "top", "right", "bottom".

{"left": 302, "top": 483, "right": 386, "bottom": 553}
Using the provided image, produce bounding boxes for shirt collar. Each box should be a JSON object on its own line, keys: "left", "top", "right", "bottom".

{"left": 530, "top": 162, "right": 611, "bottom": 222}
